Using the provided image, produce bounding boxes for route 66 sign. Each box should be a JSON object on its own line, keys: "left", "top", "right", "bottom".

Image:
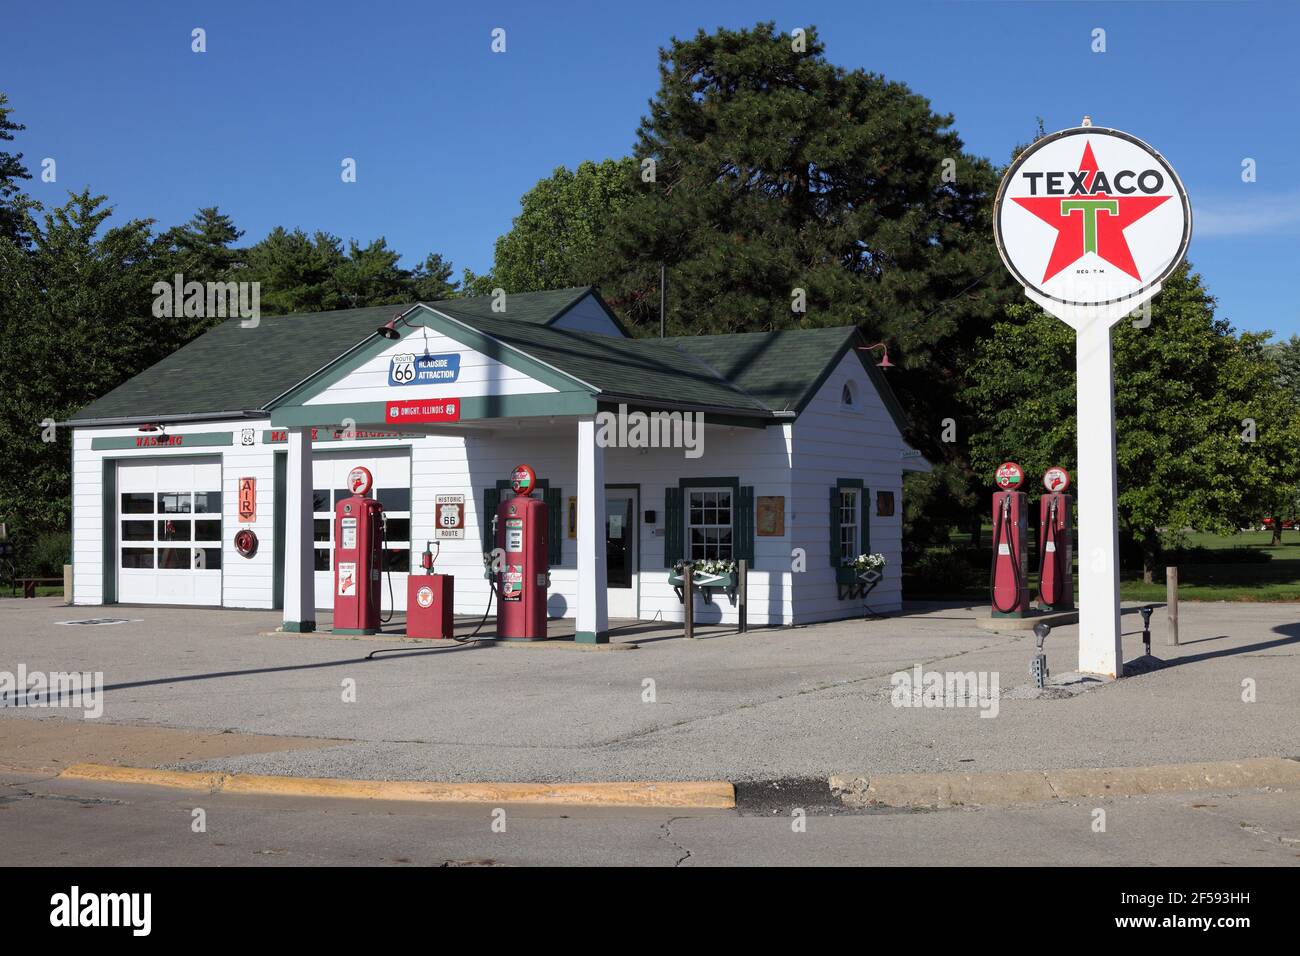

{"left": 434, "top": 494, "right": 465, "bottom": 539}
{"left": 388, "top": 352, "right": 461, "bottom": 386}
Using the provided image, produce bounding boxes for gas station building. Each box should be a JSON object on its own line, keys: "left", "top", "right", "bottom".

{"left": 67, "top": 287, "right": 928, "bottom": 640}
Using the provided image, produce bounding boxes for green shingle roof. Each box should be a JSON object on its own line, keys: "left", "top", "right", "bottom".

{"left": 662, "top": 327, "right": 859, "bottom": 413}
{"left": 69, "top": 288, "right": 900, "bottom": 430}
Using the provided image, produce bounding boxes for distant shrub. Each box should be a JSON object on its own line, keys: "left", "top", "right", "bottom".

{"left": 905, "top": 546, "right": 979, "bottom": 593}
{"left": 26, "top": 532, "right": 70, "bottom": 576}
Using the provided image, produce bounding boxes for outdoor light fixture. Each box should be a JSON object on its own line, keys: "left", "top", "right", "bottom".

{"left": 376, "top": 313, "right": 423, "bottom": 339}
{"left": 859, "top": 342, "right": 894, "bottom": 368}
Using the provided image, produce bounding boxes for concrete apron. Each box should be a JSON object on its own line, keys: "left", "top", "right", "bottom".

{"left": 830, "top": 757, "right": 1300, "bottom": 809}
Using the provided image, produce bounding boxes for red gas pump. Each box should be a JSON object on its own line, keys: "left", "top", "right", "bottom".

{"left": 991, "top": 462, "right": 1030, "bottom": 617}
{"left": 494, "top": 464, "right": 549, "bottom": 641}
{"left": 407, "top": 540, "right": 455, "bottom": 639}
{"left": 1037, "top": 467, "right": 1075, "bottom": 612}
{"left": 333, "top": 465, "right": 384, "bottom": 634}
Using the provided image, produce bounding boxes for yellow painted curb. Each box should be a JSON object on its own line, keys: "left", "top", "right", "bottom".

{"left": 57, "top": 763, "right": 734, "bottom": 809}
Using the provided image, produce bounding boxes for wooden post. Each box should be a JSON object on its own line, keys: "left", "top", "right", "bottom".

{"left": 683, "top": 561, "right": 694, "bottom": 639}
{"left": 1166, "top": 566, "right": 1179, "bottom": 646}
{"left": 737, "top": 559, "right": 748, "bottom": 634}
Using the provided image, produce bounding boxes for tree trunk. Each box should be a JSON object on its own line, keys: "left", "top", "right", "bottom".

{"left": 1271, "top": 526, "right": 1282, "bottom": 547}
{"left": 1140, "top": 536, "right": 1160, "bottom": 585}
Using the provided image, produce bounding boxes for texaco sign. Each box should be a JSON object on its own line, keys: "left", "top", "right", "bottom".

{"left": 994, "top": 127, "right": 1191, "bottom": 308}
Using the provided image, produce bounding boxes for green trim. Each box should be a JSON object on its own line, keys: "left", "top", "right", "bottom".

{"left": 575, "top": 630, "right": 609, "bottom": 645}
{"left": 269, "top": 392, "right": 597, "bottom": 428}
{"left": 261, "top": 428, "right": 424, "bottom": 444}
{"left": 678, "top": 476, "right": 741, "bottom": 493}
{"left": 91, "top": 431, "right": 233, "bottom": 450}
{"left": 273, "top": 451, "right": 286, "bottom": 611}
{"left": 332, "top": 627, "right": 379, "bottom": 635}
{"left": 101, "top": 460, "right": 116, "bottom": 604}
{"left": 282, "top": 620, "right": 316, "bottom": 633}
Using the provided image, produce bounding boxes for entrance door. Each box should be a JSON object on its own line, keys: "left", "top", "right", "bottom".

{"left": 605, "top": 489, "right": 637, "bottom": 618}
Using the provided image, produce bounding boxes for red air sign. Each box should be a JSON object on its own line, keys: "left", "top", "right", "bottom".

{"left": 385, "top": 398, "right": 461, "bottom": 424}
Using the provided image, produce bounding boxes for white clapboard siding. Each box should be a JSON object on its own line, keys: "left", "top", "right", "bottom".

{"left": 789, "top": 352, "right": 906, "bottom": 622}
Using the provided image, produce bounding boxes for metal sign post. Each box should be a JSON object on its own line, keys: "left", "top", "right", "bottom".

{"left": 993, "top": 122, "right": 1191, "bottom": 678}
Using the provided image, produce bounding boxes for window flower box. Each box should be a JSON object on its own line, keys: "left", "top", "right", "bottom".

{"left": 670, "top": 561, "right": 737, "bottom": 604}
{"left": 837, "top": 553, "right": 885, "bottom": 603}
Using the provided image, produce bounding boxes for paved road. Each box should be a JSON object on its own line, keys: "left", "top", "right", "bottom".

{"left": 2, "top": 771, "right": 1297, "bottom": 866}
{"left": 1, "top": 599, "right": 1297, "bottom": 782}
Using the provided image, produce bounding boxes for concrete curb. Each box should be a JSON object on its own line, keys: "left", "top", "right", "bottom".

{"left": 830, "top": 757, "right": 1300, "bottom": 808}
{"left": 57, "top": 762, "right": 734, "bottom": 809}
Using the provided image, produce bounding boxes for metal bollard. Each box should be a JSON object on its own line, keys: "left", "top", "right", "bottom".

{"left": 1139, "top": 605, "right": 1155, "bottom": 657}
{"left": 737, "top": 559, "right": 748, "bottom": 634}
{"left": 683, "top": 561, "right": 694, "bottom": 640}
{"left": 1032, "top": 622, "right": 1051, "bottom": 689}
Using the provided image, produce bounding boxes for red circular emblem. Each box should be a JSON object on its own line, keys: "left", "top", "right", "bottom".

{"left": 347, "top": 466, "right": 374, "bottom": 496}
{"left": 416, "top": 586, "right": 434, "bottom": 609}
{"left": 1043, "top": 466, "right": 1071, "bottom": 493}
{"left": 510, "top": 464, "right": 536, "bottom": 496}
{"left": 994, "top": 462, "right": 1024, "bottom": 489}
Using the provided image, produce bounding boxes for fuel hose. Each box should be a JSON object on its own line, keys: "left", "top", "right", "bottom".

{"left": 990, "top": 494, "right": 1024, "bottom": 614}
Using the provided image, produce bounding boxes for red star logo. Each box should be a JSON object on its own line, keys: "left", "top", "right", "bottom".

{"left": 1013, "top": 142, "right": 1170, "bottom": 282}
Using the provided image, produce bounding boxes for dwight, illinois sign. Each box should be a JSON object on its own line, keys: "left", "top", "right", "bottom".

{"left": 994, "top": 127, "right": 1191, "bottom": 309}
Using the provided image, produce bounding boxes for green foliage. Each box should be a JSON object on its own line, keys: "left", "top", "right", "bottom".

{"left": 25, "top": 531, "right": 70, "bottom": 576}
{"left": 491, "top": 159, "right": 636, "bottom": 292}
{"left": 0, "top": 92, "right": 34, "bottom": 245}
{"left": 585, "top": 23, "right": 1014, "bottom": 545}
{"left": 962, "top": 265, "right": 1300, "bottom": 570}
{"left": 0, "top": 191, "right": 179, "bottom": 539}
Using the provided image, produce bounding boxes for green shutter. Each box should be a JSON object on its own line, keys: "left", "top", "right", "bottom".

{"left": 830, "top": 486, "right": 840, "bottom": 567}
{"left": 482, "top": 486, "right": 501, "bottom": 553}
{"left": 737, "top": 486, "right": 755, "bottom": 564}
{"left": 544, "top": 487, "right": 562, "bottom": 566}
{"left": 862, "top": 487, "right": 871, "bottom": 555}
{"left": 664, "top": 486, "right": 683, "bottom": 567}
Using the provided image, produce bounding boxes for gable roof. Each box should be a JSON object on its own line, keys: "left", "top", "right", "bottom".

{"left": 68, "top": 288, "right": 910, "bottom": 437}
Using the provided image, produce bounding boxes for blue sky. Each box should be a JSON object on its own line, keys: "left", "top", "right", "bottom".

{"left": 6, "top": 1, "right": 1298, "bottom": 337}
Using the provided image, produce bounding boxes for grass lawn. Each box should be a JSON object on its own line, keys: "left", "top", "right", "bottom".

{"left": 906, "top": 527, "right": 1300, "bottom": 603}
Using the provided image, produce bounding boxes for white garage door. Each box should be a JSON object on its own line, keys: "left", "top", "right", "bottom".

{"left": 311, "top": 449, "right": 411, "bottom": 612}
{"left": 117, "top": 457, "right": 223, "bottom": 605}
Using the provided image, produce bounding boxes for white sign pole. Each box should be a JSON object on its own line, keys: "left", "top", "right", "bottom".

{"left": 997, "top": 124, "right": 1190, "bottom": 680}
{"left": 1073, "top": 312, "right": 1124, "bottom": 676}
{"left": 1026, "top": 291, "right": 1139, "bottom": 678}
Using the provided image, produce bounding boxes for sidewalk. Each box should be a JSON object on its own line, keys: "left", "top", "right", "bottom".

{"left": 1, "top": 598, "right": 1296, "bottom": 784}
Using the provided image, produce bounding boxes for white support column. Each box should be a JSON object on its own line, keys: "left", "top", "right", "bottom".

{"left": 576, "top": 415, "right": 608, "bottom": 644}
{"left": 1075, "top": 317, "right": 1123, "bottom": 677}
{"left": 283, "top": 425, "right": 316, "bottom": 632}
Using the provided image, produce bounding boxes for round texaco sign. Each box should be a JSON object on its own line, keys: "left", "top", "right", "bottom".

{"left": 994, "top": 127, "right": 1191, "bottom": 308}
